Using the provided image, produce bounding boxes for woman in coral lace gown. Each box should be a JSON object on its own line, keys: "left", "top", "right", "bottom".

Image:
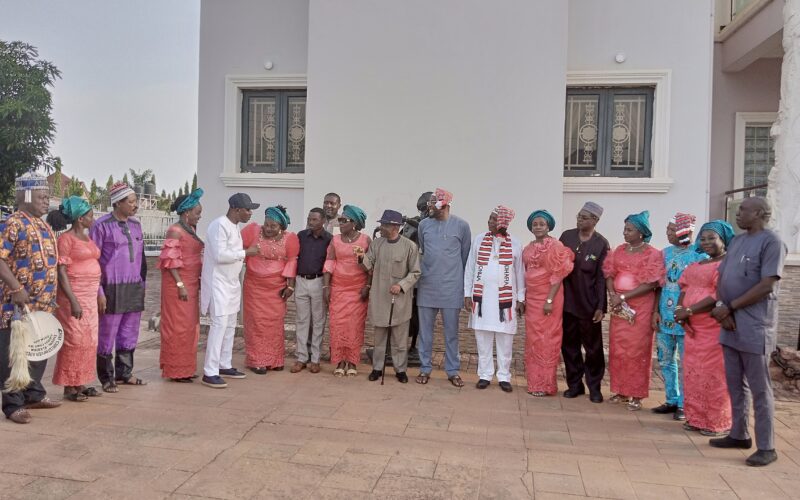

{"left": 522, "top": 210, "right": 574, "bottom": 396}
{"left": 48, "top": 196, "right": 104, "bottom": 402}
{"left": 674, "top": 220, "right": 735, "bottom": 436}
{"left": 159, "top": 189, "right": 204, "bottom": 382}
{"left": 323, "top": 205, "right": 371, "bottom": 377}
{"left": 241, "top": 206, "right": 299, "bottom": 373}
{"left": 603, "top": 211, "right": 664, "bottom": 411}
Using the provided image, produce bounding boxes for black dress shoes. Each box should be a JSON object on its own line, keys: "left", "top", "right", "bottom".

{"left": 709, "top": 435, "right": 753, "bottom": 449}
{"left": 499, "top": 381, "right": 513, "bottom": 393}
{"left": 368, "top": 370, "right": 382, "bottom": 381}
{"left": 673, "top": 407, "right": 685, "bottom": 421}
{"left": 396, "top": 372, "right": 408, "bottom": 383}
{"left": 651, "top": 403, "right": 679, "bottom": 414}
{"left": 476, "top": 379, "right": 490, "bottom": 389}
{"left": 563, "top": 387, "right": 585, "bottom": 398}
{"left": 746, "top": 449, "right": 778, "bottom": 467}
{"left": 589, "top": 391, "right": 604, "bottom": 403}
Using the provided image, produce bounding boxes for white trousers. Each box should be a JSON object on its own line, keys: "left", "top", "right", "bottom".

{"left": 475, "top": 329, "right": 514, "bottom": 383}
{"left": 204, "top": 312, "right": 238, "bottom": 377}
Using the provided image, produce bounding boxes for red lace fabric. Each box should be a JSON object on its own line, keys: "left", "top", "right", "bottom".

{"left": 325, "top": 233, "right": 371, "bottom": 364}
{"left": 522, "top": 237, "right": 574, "bottom": 394}
{"left": 679, "top": 260, "right": 732, "bottom": 432}
{"left": 53, "top": 232, "right": 101, "bottom": 386}
{"left": 241, "top": 224, "right": 300, "bottom": 368}
{"left": 602, "top": 244, "right": 663, "bottom": 398}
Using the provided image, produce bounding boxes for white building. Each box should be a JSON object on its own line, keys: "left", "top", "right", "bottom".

{"left": 196, "top": 0, "right": 796, "bottom": 252}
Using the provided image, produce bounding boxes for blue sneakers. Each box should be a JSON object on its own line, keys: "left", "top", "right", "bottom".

{"left": 219, "top": 368, "right": 247, "bottom": 379}
{"left": 201, "top": 375, "right": 228, "bottom": 388}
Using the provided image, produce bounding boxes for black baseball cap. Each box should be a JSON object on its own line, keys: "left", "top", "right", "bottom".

{"left": 228, "top": 193, "right": 260, "bottom": 210}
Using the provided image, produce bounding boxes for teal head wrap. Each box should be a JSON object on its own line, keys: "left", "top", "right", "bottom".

{"left": 176, "top": 188, "right": 204, "bottom": 214}
{"left": 697, "top": 220, "right": 735, "bottom": 251}
{"left": 527, "top": 209, "right": 555, "bottom": 232}
{"left": 265, "top": 205, "right": 290, "bottom": 229}
{"left": 60, "top": 196, "right": 92, "bottom": 222}
{"left": 625, "top": 210, "right": 653, "bottom": 243}
{"left": 342, "top": 204, "right": 367, "bottom": 230}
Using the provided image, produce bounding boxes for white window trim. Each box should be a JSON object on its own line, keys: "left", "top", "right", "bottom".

{"left": 733, "top": 111, "right": 777, "bottom": 192}
{"left": 221, "top": 74, "right": 307, "bottom": 189}
{"left": 562, "top": 70, "right": 673, "bottom": 194}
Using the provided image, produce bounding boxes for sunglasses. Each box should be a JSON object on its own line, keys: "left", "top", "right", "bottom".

{"left": 337, "top": 218, "right": 353, "bottom": 224}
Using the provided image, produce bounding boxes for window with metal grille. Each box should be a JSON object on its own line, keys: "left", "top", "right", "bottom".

{"left": 241, "top": 89, "right": 307, "bottom": 173}
{"left": 564, "top": 87, "right": 654, "bottom": 178}
{"left": 743, "top": 123, "right": 774, "bottom": 197}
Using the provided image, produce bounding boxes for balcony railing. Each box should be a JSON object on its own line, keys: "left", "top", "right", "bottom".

{"left": 724, "top": 183, "right": 768, "bottom": 227}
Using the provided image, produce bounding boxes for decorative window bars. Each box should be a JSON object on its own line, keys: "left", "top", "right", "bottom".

{"left": 564, "top": 86, "right": 654, "bottom": 178}
{"left": 241, "top": 89, "right": 307, "bottom": 173}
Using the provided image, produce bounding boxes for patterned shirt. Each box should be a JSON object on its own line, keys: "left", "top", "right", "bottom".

{"left": 657, "top": 245, "right": 706, "bottom": 336}
{"left": 0, "top": 212, "right": 59, "bottom": 329}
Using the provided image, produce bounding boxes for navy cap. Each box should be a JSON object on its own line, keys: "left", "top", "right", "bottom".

{"left": 377, "top": 209, "right": 403, "bottom": 225}
{"left": 228, "top": 193, "right": 260, "bottom": 210}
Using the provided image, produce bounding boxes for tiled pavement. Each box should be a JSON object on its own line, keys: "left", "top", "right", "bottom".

{"left": 2, "top": 347, "right": 800, "bottom": 499}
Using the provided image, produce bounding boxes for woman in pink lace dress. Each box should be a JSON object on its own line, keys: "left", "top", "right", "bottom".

{"left": 48, "top": 197, "right": 104, "bottom": 402}
{"left": 323, "top": 205, "right": 371, "bottom": 377}
{"left": 241, "top": 206, "right": 299, "bottom": 373}
{"left": 674, "top": 220, "right": 735, "bottom": 436}
{"left": 603, "top": 211, "right": 663, "bottom": 411}
{"left": 159, "top": 189, "right": 204, "bottom": 382}
{"left": 523, "top": 210, "right": 574, "bottom": 396}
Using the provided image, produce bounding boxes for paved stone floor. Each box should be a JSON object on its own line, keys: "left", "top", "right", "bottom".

{"left": 3, "top": 346, "right": 800, "bottom": 499}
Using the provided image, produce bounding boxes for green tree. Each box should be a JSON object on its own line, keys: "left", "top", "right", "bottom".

{"left": 191, "top": 172, "right": 198, "bottom": 191}
{"left": 122, "top": 173, "right": 130, "bottom": 186}
{"left": 66, "top": 176, "right": 83, "bottom": 197}
{"left": 88, "top": 179, "right": 99, "bottom": 207}
{"left": 184, "top": 180, "right": 190, "bottom": 196}
{"left": 178, "top": 186, "right": 184, "bottom": 197}
{"left": 52, "top": 157, "right": 63, "bottom": 198}
{"left": 0, "top": 41, "right": 61, "bottom": 203}
{"left": 105, "top": 175, "right": 114, "bottom": 190}
{"left": 160, "top": 189, "right": 166, "bottom": 198}
{"left": 171, "top": 190, "right": 176, "bottom": 200}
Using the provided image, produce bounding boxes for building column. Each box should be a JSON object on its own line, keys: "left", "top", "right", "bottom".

{"left": 768, "top": 0, "right": 800, "bottom": 254}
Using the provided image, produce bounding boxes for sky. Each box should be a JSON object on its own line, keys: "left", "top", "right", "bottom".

{"left": 0, "top": 0, "right": 200, "bottom": 195}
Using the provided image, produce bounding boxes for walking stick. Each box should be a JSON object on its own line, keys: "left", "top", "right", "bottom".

{"left": 381, "top": 296, "right": 396, "bottom": 386}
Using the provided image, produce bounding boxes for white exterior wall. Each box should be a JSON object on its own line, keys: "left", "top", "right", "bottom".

{"left": 304, "top": 0, "right": 568, "bottom": 237}
{"left": 565, "top": 0, "right": 715, "bottom": 247}
{"left": 196, "top": 0, "right": 309, "bottom": 236}
{"left": 197, "top": 0, "right": 715, "bottom": 247}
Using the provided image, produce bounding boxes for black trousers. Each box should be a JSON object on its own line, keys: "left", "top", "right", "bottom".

{"left": 0, "top": 327, "right": 48, "bottom": 417}
{"left": 561, "top": 312, "right": 605, "bottom": 393}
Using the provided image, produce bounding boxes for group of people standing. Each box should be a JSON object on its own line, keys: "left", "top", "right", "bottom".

{"left": 0, "top": 171, "right": 786, "bottom": 467}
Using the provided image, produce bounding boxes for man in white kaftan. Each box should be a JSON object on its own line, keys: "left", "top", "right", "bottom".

{"left": 200, "top": 193, "right": 259, "bottom": 388}
{"left": 463, "top": 206, "right": 525, "bottom": 392}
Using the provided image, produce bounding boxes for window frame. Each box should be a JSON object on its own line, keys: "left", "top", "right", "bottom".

{"left": 564, "top": 86, "right": 654, "bottom": 178}
{"left": 240, "top": 89, "right": 307, "bottom": 174}
{"left": 733, "top": 111, "right": 777, "bottom": 193}
{"left": 221, "top": 75, "right": 307, "bottom": 189}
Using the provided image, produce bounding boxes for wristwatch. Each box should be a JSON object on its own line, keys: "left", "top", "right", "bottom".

{"left": 546, "top": 298, "right": 553, "bottom": 304}
{"left": 715, "top": 300, "right": 724, "bottom": 308}
{"left": 619, "top": 294, "right": 626, "bottom": 301}
{"left": 176, "top": 281, "right": 185, "bottom": 288}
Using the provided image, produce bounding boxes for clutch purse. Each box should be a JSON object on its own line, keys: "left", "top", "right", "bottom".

{"left": 611, "top": 302, "right": 637, "bottom": 325}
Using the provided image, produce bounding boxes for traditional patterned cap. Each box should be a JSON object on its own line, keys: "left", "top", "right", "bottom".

{"left": 109, "top": 182, "right": 135, "bottom": 205}
{"left": 492, "top": 205, "right": 515, "bottom": 229}
{"left": 670, "top": 212, "right": 697, "bottom": 246}
{"left": 581, "top": 201, "right": 603, "bottom": 219}
{"left": 15, "top": 171, "right": 49, "bottom": 203}
{"left": 434, "top": 188, "right": 453, "bottom": 209}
